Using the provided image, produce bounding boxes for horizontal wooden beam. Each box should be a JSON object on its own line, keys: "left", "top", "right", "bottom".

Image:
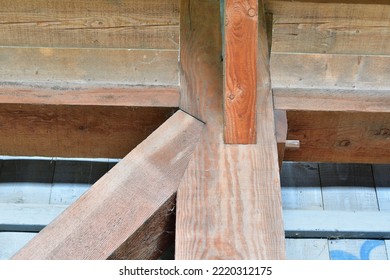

{"left": 284, "top": 210, "right": 390, "bottom": 239}
{"left": 0, "top": 0, "right": 179, "bottom": 49}
{"left": 274, "top": 110, "right": 287, "bottom": 168}
{"left": 0, "top": 104, "right": 176, "bottom": 158}
{"left": 0, "top": 84, "right": 179, "bottom": 107}
{"left": 12, "top": 110, "right": 204, "bottom": 260}
{"left": 273, "top": 88, "right": 390, "bottom": 113}
{"left": 271, "top": 53, "right": 390, "bottom": 113}
{"left": 267, "top": 1, "right": 390, "bottom": 55}
{"left": 267, "top": 0, "right": 390, "bottom": 8}
{"left": 271, "top": 53, "right": 390, "bottom": 91}
{"left": 0, "top": 47, "right": 178, "bottom": 86}
{"left": 284, "top": 111, "right": 390, "bottom": 164}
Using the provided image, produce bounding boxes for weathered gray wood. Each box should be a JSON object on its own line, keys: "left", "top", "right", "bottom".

{"left": 0, "top": 47, "right": 179, "bottom": 86}
{"left": 329, "top": 239, "right": 387, "bottom": 260}
{"left": 322, "top": 186, "right": 379, "bottom": 211}
{"left": 373, "top": 165, "right": 390, "bottom": 211}
{"left": 282, "top": 187, "right": 323, "bottom": 210}
{"left": 281, "top": 162, "right": 321, "bottom": 187}
{"left": 320, "top": 163, "right": 378, "bottom": 211}
{"left": 284, "top": 210, "right": 390, "bottom": 238}
{"left": 0, "top": 232, "right": 37, "bottom": 260}
{"left": 285, "top": 239, "right": 329, "bottom": 260}
{"left": 0, "top": 0, "right": 179, "bottom": 50}
{"left": 0, "top": 183, "right": 52, "bottom": 204}
{"left": 273, "top": 88, "right": 390, "bottom": 113}
{"left": 0, "top": 203, "right": 67, "bottom": 232}
{"left": 281, "top": 162, "right": 322, "bottom": 210}
{"left": 50, "top": 184, "right": 91, "bottom": 205}
{"left": 0, "top": 84, "right": 180, "bottom": 108}
{"left": 271, "top": 53, "right": 390, "bottom": 90}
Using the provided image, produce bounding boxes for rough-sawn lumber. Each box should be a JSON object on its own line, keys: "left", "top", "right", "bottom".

{"left": 176, "top": 0, "right": 285, "bottom": 259}
{"left": 12, "top": 110, "right": 203, "bottom": 259}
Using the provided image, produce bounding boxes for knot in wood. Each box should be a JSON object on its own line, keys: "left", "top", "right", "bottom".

{"left": 247, "top": 8, "right": 256, "bottom": 17}
{"left": 228, "top": 92, "right": 235, "bottom": 101}
{"left": 376, "top": 128, "right": 390, "bottom": 137}
{"left": 338, "top": 139, "right": 351, "bottom": 147}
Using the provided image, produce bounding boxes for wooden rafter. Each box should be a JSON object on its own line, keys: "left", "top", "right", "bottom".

{"left": 12, "top": 110, "right": 203, "bottom": 259}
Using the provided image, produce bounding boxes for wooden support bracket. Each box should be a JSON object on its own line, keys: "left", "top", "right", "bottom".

{"left": 12, "top": 110, "right": 204, "bottom": 259}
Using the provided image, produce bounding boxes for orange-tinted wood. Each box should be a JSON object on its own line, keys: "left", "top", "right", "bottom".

{"left": 224, "top": 0, "right": 258, "bottom": 144}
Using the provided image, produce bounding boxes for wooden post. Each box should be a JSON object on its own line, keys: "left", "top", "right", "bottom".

{"left": 176, "top": 0, "right": 285, "bottom": 259}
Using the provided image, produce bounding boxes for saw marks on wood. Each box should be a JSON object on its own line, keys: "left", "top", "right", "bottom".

{"left": 176, "top": 0, "right": 285, "bottom": 260}
{"left": 12, "top": 111, "right": 204, "bottom": 259}
{"left": 0, "top": 0, "right": 179, "bottom": 50}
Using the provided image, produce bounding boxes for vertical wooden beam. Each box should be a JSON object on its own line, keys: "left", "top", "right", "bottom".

{"left": 275, "top": 110, "right": 287, "bottom": 169}
{"left": 224, "top": 0, "right": 258, "bottom": 144}
{"left": 12, "top": 111, "right": 204, "bottom": 260}
{"left": 176, "top": 0, "right": 285, "bottom": 259}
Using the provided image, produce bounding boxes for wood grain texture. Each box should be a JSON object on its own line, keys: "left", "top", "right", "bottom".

{"left": 0, "top": 0, "right": 179, "bottom": 49}
{"left": 273, "top": 88, "right": 390, "bottom": 113}
{"left": 50, "top": 184, "right": 90, "bottom": 205}
{"left": 270, "top": 33, "right": 390, "bottom": 112}
{"left": 284, "top": 111, "right": 390, "bottom": 164}
{"left": 0, "top": 84, "right": 180, "bottom": 107}
{"left": 224, "top": 0, "right": 258, "bottom": 144}
{"left": 267, "top": 1, "right": 390, "bottom": 55}
{"left": 0, "top": 183, "right": 51, "bottom": 204}
{"left": 12, "top": 110, "right": 204, "bottom": 260}
{"left": 0, "top": 47, "right": 178, "bottom": 86}
{"left": 0, "top": 104, "right": 176, "bottom": 158}
{"left": 267, "top": 0, "right": 390, "bottom": 7}
{"left": 176, "top": 0, "right": 285, "bottom": 259}
{"left": 274, "top": 110, "right": 287, "bottom": 167}
{"left": 271, "top": 53, "right": 390, "bottom": 91}
{"left": 280, "top": 162, "right": 323, "bottom": 210}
